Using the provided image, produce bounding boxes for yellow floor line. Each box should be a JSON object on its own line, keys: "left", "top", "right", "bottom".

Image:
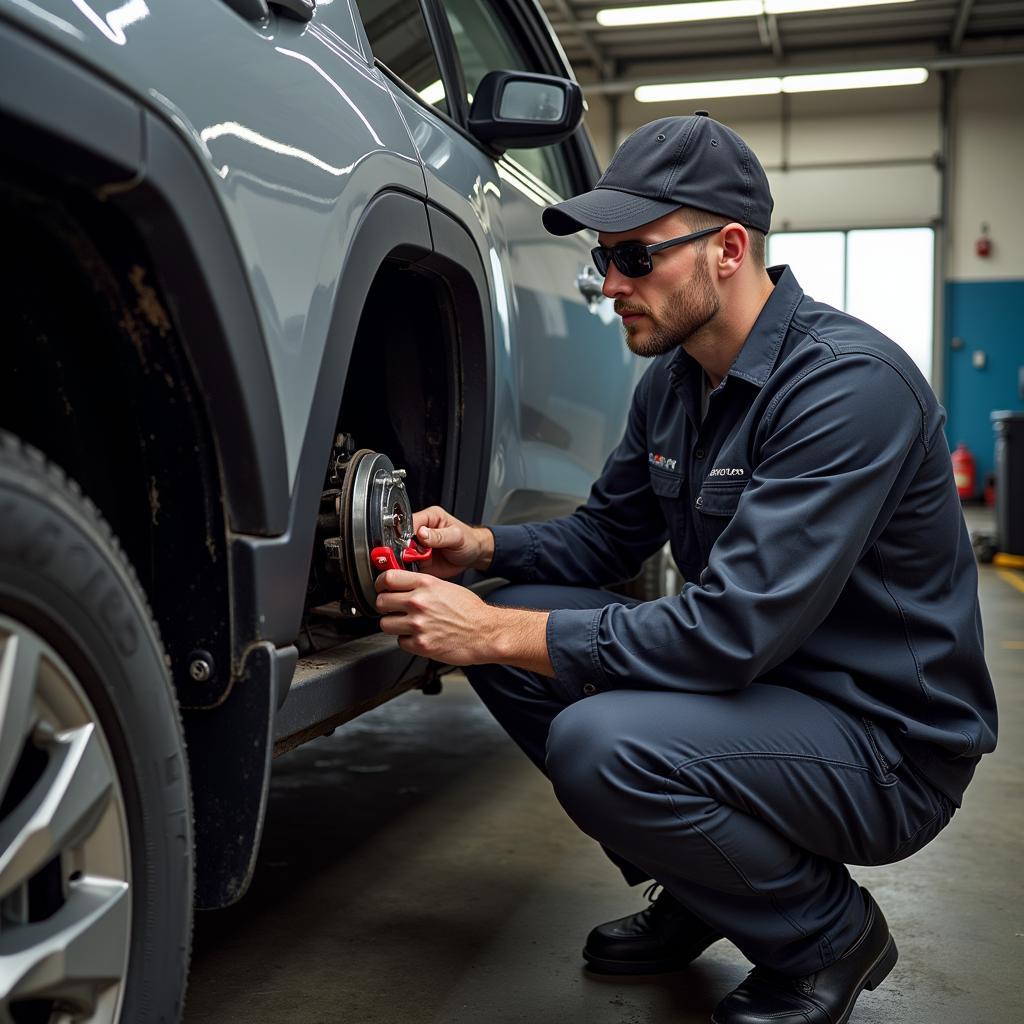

{"left": 993, "top": 552, "right": 1024, "bottom": 570}
{"left": 1001, "top": 640, "right": 1024, "bottom": 649}
{"left": 996, "top": 569, "right": 1024, "bottom": 595}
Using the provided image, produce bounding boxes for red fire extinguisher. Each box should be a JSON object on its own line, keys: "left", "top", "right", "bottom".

{"left": 952, "top": 442, "right": 976, "bottom": 500}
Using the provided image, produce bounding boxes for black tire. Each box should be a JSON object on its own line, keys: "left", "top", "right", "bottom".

{"left": 616, "top": 542, "right": 684, "bottom": 602}
{"left": 0, "top": 432, "right": 192, "bottom": 1023}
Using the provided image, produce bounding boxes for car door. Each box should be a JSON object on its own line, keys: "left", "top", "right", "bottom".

{"left": 353, "top": 0, "right": 640, "bottom": 525}
{"left": 437, "top": 0, "right": 642, "bottom": 521}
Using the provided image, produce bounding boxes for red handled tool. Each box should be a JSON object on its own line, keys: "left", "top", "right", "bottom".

{"left": 370, "top": 540, "right": 432, "bottom": 572}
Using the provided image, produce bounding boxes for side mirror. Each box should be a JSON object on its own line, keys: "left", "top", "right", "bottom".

{"left": 467, "top": 71, "right": 584, "bottom": 153}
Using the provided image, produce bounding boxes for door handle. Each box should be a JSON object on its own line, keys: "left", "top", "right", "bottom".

{"left": 221, "top": 0, "right": 270, "bottom": 18}
{"left": 221, "top": 0, "right": 314, "bottom": 19}
{"left": 576, "top": 266, "right": 605, "bottom": 302}
{"left": 271, "top": 0, "right": 315, "bottom": 19}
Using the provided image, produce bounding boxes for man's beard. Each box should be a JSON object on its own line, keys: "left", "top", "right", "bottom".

{"left": 619, "top": 256, "right": 720, "bottom": 358}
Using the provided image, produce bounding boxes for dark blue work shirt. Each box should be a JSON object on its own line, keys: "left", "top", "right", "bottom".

{"left": 489, "top": 266, "right": 996, "bottom": 805}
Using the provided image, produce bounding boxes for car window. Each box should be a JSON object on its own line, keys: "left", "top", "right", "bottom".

{"left": 442, "top": 0, "right": 527, "bottom": 102}
{"left": 440, "top": 0, "right": 573, "bottom": 198}
{"left": 507, "top": 143, "right": 573, "bottom": 200}
{"left": 353, "top": 0, "right": 449, "bottom": 115}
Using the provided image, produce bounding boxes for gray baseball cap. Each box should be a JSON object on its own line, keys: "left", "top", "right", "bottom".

{"left": 543, "top": 112, "right": 773, "bottom": 237}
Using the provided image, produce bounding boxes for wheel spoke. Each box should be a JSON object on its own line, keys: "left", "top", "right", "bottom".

{"left": 0, "top": 876, "right": 129, "bottom": 1012}
{"left": 0, "top": 631, "right": 42, "bottom": 801}
{"left": 0, "top": 724, "right": 114, "bottom": 901}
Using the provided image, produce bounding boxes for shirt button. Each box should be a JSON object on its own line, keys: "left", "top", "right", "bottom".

{"left": 582, "top": 683, "right": 598, "bottom": 696}
{"left": 695, "top": 448, "right": 706, "bottom": 459}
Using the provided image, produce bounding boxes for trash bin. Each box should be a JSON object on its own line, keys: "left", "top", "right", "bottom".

{"left": 992, "top": 411, "right": 1024, "bottom": 556}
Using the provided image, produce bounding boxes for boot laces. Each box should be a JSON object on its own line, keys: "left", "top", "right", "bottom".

{"left": 641, "top": 882, "right": 679, "bottom": 921}
{"left": 642, "top": 882, "right": 662, "bottom": 903}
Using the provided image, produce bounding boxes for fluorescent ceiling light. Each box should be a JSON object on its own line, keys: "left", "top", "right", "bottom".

{"left": 781, "top": 67, "right": 929, "bottom": 91}
{"left": 635, "top": 67, "right": 928, "bottom": 101}
{"left": 597, "top": 0, "right": 913, "bottom": 27}
{"left": 636, "top": 77, "right": 780, "bottom": 101}
{"left": 597, "top": 1, "right": 760, "bottom": 26}
{"left": 766, "top": 0, "right": 914, "bottom": 12}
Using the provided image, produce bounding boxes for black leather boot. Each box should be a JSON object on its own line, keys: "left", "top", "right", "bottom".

{"left": 583, "top": 884, "right": 723, "bottom": 974}
{"left": 712, "top": 888, "right": 898, "bottom": 1024}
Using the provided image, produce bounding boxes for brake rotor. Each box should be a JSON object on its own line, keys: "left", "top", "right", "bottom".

{"left": 339, "top": 449, "right": 417, "bottom": 616}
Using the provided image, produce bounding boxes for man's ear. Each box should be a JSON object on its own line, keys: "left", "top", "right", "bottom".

{"left": 716, "top": 223, "right": 749, "bottom": 281}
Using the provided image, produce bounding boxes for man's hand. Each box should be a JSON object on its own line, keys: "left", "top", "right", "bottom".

{"left": 375, "top": 570, "right": 553, "bottom": 675}
{"left": 411, "top": 505, "right": 495, "bottom": 579}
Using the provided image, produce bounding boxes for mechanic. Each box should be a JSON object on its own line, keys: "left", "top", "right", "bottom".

{"left": 374, "top": 113, "right": 997, "bottom": 1024}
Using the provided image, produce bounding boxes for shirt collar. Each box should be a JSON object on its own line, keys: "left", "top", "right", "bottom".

{"left": 668, "top": 264, "right": 804, "bottom": 391}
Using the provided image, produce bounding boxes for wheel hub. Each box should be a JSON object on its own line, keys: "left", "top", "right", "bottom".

{"left": 337, "top": 450, "right": 422, "bottom": 616}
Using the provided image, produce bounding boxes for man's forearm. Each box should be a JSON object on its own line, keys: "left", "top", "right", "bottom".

{"left": 488, "top": 606, "right": 555, "bottom": 677}
{"left": 469, "top": 526, "right": 552, "bottom": 674}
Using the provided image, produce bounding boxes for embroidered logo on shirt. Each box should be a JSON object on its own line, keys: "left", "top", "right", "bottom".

{"left": 708, "top": 467, "right": 745, "bottom": 477}
{"left": 649, "top": 452, "right": 678, "bottom": 471}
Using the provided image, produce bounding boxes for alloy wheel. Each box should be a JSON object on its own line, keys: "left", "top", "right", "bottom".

{"left": 0, "top": 614, "right": 132, "bottom": 1023}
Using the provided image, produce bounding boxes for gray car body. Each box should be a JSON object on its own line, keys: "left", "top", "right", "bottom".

{"left": 0, "top": 0, "right": 640, "bottom": 903}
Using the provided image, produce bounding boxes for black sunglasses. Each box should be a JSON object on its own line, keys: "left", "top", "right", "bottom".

{"left": 591, "top": 225, "right": 726, "bottom": 278}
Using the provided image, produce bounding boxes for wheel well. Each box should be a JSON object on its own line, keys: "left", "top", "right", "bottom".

{"left": 303, "top": 258, "right": 461, "bottom": 616}
{"left": 303, "top": 235, "right": 492, "bottom": 624}
{"left": 342, "top": 261, "right": 459, "bottom": 512}
{"left": 0, "top": 173, "right": 231, "bottom": 703}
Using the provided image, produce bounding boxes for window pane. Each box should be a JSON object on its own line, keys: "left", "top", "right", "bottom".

{"left": 505, "top": 147, "right": 572, "bottom": 199}
{"left": 443, "top": 0, "right": 528, "bottom": 102}
{"left": 846, "top": 228, "right": 934, "bottom": 382}
{"left": 353, "top": 0, "right": 448, "bottom": 114}
{"left": 442, "top": 0, "right": 573, "bottom": 197}
{"left": 767, "top": 232, "right": 846, "bottom": 310}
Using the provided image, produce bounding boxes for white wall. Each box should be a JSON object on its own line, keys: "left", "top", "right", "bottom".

{"left": 949, "top": 65, "right": 1024, "bottom": 280}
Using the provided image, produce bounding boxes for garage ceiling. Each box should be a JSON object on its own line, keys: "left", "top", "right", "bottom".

{"left": 538, "top": 0, "right": 1024, "bottom": 83}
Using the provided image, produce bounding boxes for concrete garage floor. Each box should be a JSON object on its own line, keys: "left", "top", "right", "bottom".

{"left": 186, "top": 558, "right": 1023, "bottom": 1024}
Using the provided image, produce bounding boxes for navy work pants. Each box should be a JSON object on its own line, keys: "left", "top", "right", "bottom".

{"left": 464, "top": 584, "right": 955, "bottom": 976}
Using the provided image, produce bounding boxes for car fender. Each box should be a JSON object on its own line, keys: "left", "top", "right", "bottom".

{"left": 232, "top": 192, "right": 495, "bottom": 650}
{"left": 0, "top": 19, "right": 290, "bottom": 535}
